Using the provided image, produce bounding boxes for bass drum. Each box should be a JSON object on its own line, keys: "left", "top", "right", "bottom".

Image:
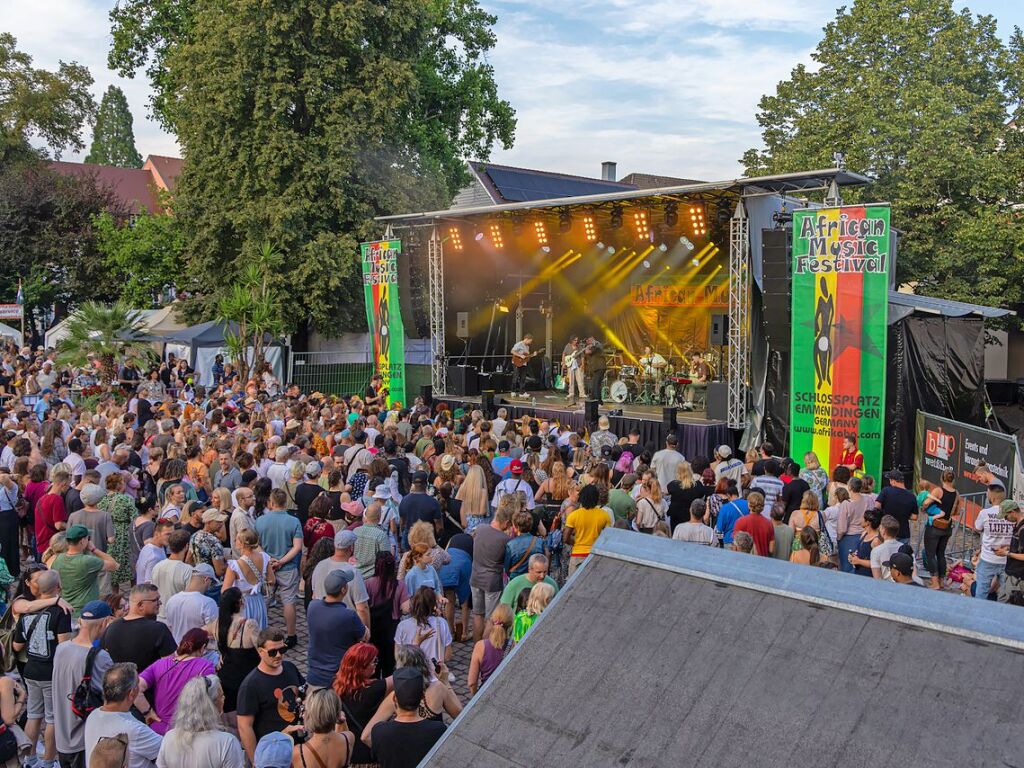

{"left": 609, "top": 379, "right": 635, "bottom": 404}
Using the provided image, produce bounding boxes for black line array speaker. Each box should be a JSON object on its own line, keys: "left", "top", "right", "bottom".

{"left": 761, "top": 228, "right": 792, "bottom": 352}
{"left": 584, "top": 399, "right": 600, "bottom": 428}
{"left": 706, "top": 381, "right": 729, "bottom": 421}
{"left": 446, "top": 365, "right": 479, "bottom": 396}
{"left": 662, "top": 407, "right": 677, "bottom": 431}
{"left": 710, "top": 314, "right": 729, "bottom": 347}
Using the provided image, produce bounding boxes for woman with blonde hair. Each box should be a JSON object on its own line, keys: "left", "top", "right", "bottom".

{"left": 222, "top": 528, "right": 273, "bottom": 628}
{"left": 534, "top": 460, "right": 569, "bottom": 504}
{"left": 467, "top": 604, "right": 514, "bottom": 695}
{"left": 291, "top": 688, "right": 354, "bottom": 768}
{"left": 634, "top": 476, "right": 667, "bottom": 533}
{"left": 800, "top": 451, "right": 829, "bottom": 506}
{"left": 788, "top": 491, "right": 822, "bottom": 537}
{"left": 666, "top": 460, "right": 708, "bottom": 532}
{"left": 398, "top": 521, "right": 450, "bottom": 579}
{"left": 211, "top": 486, "right": 232, "bottom": 515}
{"left": 513, "top": 581, "right": 555, "bottom": 642}
{"left": 456, "top": 464, "right": 490, "bottom": 532}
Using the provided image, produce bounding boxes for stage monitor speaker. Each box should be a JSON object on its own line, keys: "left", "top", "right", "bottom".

{"left": 584, "top": 399, "right": 600, "bottom": 428}
{"left": 706, "top": 381, "right": 728, "bottom": 421}
{"left": 446, "top": 365, "right": 480, "bottom": 396}
{"left": 481, "top": 390, "right": 496, "bottom": 417}
{"left": 419, "top": 385, "right": 432, "bottom": 407}
{"left": 456, "top": 312, "right": 469, "bottom": 339}
{"left": 710, "top": 314, "right": 729, "bottom": 346}
{"left": 663, "top": 407, "right": 677, "bottom": 431}
{"left": 478, "top": 371, "right": 511, "bottom": 394}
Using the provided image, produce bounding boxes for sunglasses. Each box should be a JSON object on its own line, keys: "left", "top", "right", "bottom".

{"left": 263, "top": 646, "right": 287, "bottom": 657}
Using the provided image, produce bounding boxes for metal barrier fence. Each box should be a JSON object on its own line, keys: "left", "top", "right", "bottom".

{"left": 289, "top": 352, "right": 432, "bottom": 400}
{"left": 912, "top": 491, "right": 983, "bottom": 578}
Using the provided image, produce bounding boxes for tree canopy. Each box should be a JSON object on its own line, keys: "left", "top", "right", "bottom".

{"left": 0, "top": 32, "right": 95, "bottom": 163}
{"left": 742, "top": 0, "right": 1024, "bottom": 311}
{"left": 94, "top": 207, "right": 184, "bottom": 307}
{"left": 109, "top": 0, "right": 516, "bottom": 335}
{"left": 86, "top": 85, "right": 143, "bottom": 167}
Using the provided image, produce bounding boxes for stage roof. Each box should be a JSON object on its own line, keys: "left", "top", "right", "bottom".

{"left": 469, "top": 161, "right": 636, "bottom": 203}
{"left": 378, "top": 167, "right": 871, "bottom": 224}
{"left": 422, "top": 529, "right": 1024, "bottom": 768}
{"left": 889, "top": 290, "right": 1014, "bottom": 321}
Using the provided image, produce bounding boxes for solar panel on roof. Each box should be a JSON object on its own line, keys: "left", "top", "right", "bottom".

{"left": 485, "top": 167, "right": 633, "bottom": 202}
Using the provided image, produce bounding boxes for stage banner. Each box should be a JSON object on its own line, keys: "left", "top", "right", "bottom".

{"left": 0, "top": 304, "right": 23, "bottom": 320}
{"left": 359, "top": 239, "right": 406, "bottom": 407}
{"left": 789, "top": 204, "right": 891, "bottom": 476}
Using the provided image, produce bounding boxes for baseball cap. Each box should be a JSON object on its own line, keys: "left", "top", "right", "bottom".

{"left": 717, "top": 445, "right": 732, "bottom": 459}
{"left": 411, "top": 470, "right": 429, "bottom": 485}
{"left": 201, "top": 509, "right": 228, "bottom": 524}
{"left": 988, "top": 476, "right": 1006, "bottom": 490}
{"left": 510, "top": 459, "right": 524, "bottom": 475}
{"left": 498, "top": 440, "right": 510, "bottom": 452}
{"left": 998, "top": 499, "right": 1020, "bottom": 519}
{"left": 80, "top": 600, "right": 113, "bottom": 620}
{"left": 191, "top": 563, "right": 220, "bottom": 583}
{"left": 40, "top": 388, "right": 53, "bottom": 395}
{"left": 324, "top": 568, "right": 354, "bottom": 596}
{"left": 884, "top": 469, "right": 904, "bottom": 482}
{"left": 65, "top": 524, "right": 90, "bottom": 543}
{"left": 883, "top": 552, "right": 914, "bottom": 577}
{"left": 334, "top": 530, "right": 358, "bottom": 550}
{"left": 254, "top": 732, "right": 294, "bottom": 768}
{"left": 305, "top": 461, "right": 322, "bottom": 479}
{"left": 80, "top": 483, "right": 106, "bottom": 506}
{"left": 393, "top": 667, "right": 426, "bottom": 710}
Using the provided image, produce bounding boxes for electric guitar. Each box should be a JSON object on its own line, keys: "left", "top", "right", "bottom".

{"left": 511, "top": 350, "right": 542, "bottom": 368}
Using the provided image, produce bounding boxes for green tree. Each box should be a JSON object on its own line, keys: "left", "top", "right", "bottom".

{"left": 55, "top": 301, "right": 154, "bottom": 383}
{"left": 216, "top": 242, "right": 284, "bottom": 383}
{"left": 94, "top": 208, "right": 184, "bottom": 307}
{"left": 109, "top": 0, "right": 515, "bottom": 335}
{"left": 86, "top": 85, "right": 143, "bottom": 167}
{"left": 742, "top": 0, "right": 1024, "bottom": 310}
{"left": 0, "top": 33, "right": 95, "bottom": 163}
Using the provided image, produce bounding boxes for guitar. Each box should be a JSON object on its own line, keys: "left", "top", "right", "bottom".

{"left": 511, "top": 350, "right": 541, "bottom": 368}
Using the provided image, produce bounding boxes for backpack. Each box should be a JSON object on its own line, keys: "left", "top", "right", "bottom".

{"left": 0, "top": 605, "right": 16, "bottom": 674}
{"left": 89, "top": 733, "right": 128, "bottom": 768}
{"left": 70, "top": 645, "right": 105, "bottom": 720}
{"left": 816, "top": 510, "right": 835, "bottom": 558}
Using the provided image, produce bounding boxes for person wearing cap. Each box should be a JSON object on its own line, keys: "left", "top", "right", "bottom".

{"left": 883, "top": 552, "right": 921, "bottom": 586}
{"left": 973, "top": 491, "right": 1016, "bottom": 600}
{"left": 253, "top": 732, "right": 294, "bottom": 768}
{"left": 53, "top": 600, "right": 115, "bottom": 766}
{"left": 33, "top": 388, "right": 54, "bottom": 422}
{"left": 190, "top": 508, "right": 229, "bottom": 583}
{"left": 873, "top": 469, "right": 918, "bottom": 544}
{"left": 49, "top": 524, "right": 118, "bottom": 618}
{"left": 995, "top": 499, "right": 1024, "bottom": 604}
{"left": 590, "top": 416, "right": 617, "bottom": 457}
{"left": 237, "top": 628, "right": 306, "bottom": 764}
{"left": 254, "top": 489, "right": 303, "bottom": 648}
{"left": 490, "top": 460, "right": 536, "bottom": 512}
{"left": 164, "top": 564, "right": 220, "bottom": 645}
{"left": 651, "top": 433, "right": 685, "bottom": 495}
{"left": 491, "top": 441, "right": 513, "bottom": 480}
{"left": 399, "top": 471, "right": 442, "bottom": 547}
{"left": 310, "top": 530, "right": 370, "bottom": 626}
{"left": 294, "top": 461, "right": 324, "bottom": 522}
{"left": 306, "top": 569, "right": 369, "bottom": 689}
{"left": 712, "top": 445, "right": 745, "bottom": 486}
{"left": 67, "top": 483, "right": 115, "bottom": 554}
{"left": 362, "top": 666, "right": 446, "bottom": 765}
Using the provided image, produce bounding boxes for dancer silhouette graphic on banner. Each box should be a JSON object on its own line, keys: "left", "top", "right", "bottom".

{"left": 813, "top": 277, "right": 834, "bottom": 389}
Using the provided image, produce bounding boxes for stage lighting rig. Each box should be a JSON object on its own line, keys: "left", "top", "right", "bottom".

{"left": 689, "top": 205, "right": 706, "bottom": 237}
{"left": 489, "top": 222, "right": 504, "bottom": 249}
{"left": 610, "top": 206, "right": 623, "bottom": 229}
{"left": 664, "top": 202, "right": 679, "bottom": 228}
{"left": 582, "top": 214, "right": 598, "bottom": 242}
{"left": 632, "top": 209, "right": 651, "bottom": 240}
{"left": 474, "top": 227, "right": 484, "bottom": 241}
{"left": 534, "top": 220, "right": 549, "bottom": 248}
{"left": 447, "top": 226, "right": 463, "bottom": 251}
{"left": 559, "top": 210, "right": 573, "bottom": 234}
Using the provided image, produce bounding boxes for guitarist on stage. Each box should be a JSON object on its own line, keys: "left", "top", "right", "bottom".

{"left": 562, "top": 336, "right": 585, "bottom": 404}
{"left": 510, "top": 333, "right": 535, "bottom": 397}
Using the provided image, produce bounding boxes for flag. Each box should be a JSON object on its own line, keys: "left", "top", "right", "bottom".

{"left": 15, "top": 280, "right": 22, "bottom": 305}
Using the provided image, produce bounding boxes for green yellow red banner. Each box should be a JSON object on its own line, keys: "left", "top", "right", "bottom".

{"left": 789, "top": 205, "right": 891, "bottom": 477}
{"left": 360, "top": 239, "right": 406, "bottom": 408}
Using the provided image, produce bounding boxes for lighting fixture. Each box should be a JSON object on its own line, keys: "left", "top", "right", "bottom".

{"left": 658, "top": 243, "right": 668, "bottom": 252}
{"left": 559, "top": 210, "right": 573, "bottom": 234}
{"left": 489, "top": 222, "right": 504, "bottom": 249}
{"left": 534, "top": 220, "right": 548, "bottom": 248}
{"left": 583, "top": 215, "right": 598, "bottom": 242}
{"left": 606, "top": 245, "right": 616, "bottom": 255}
{"left": 642, "top": 260, "right": 651, "bottom": 269}
{"left": 474, "top": 227, "right": 485, "bottom": 242}
{"left": 448, "top": 226, "right": 463, "bottom": 251}
{"left": 664, "top": 202, "right": 678, "bottom": 228}
{"left": 632, "top": 209, "right": 651, "bottom": 240}
{"left": 610, "top": 206, "right": 623, "bottom": 229}
{"left": 596, "top": 241, "right": 605, "bottom": 250}
{"left": 689, "top": 204, "right": 706, "bottom": 236}
{"left": 679, "top": 236, "right": 694, "bottom": 251}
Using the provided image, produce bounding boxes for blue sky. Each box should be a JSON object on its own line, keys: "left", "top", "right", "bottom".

{"left": 4, "top": 0, "right": 1022, "bottom": 181}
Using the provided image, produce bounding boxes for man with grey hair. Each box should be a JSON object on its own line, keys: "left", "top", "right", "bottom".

{"left": 500, "top": 553, "right": 558, "bottom": 608}
{"left": 95, "top": 447, "right": 130, "bottom": 485}
{"left": 68, "top": 484, "right": 115, "bottom": 552}
{"left": 84, "top": 663, "right": 162, "bottom": 768}
{"left": 13, "top": 569, "right": 72, "bottom": 768}
{"left": 730, "top": 531, "right": 755, "bottom": 554}
{"left": 310, "top": 530, "right": 370, "bottom": 626}
{"left": 672, "top": 499, "right": 716, "bottom": 545}
{"left": 266, "top": 445, "right": 291, "bottom": 490}
{"left": 352, "top": 501, "right": 390, "bottom": 578}
{"left": 151, "top": 418, "right": 177, "bottom": 451}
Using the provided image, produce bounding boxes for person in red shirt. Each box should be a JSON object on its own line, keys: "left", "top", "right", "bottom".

{"left": 838, "top": 435, "right": 864, "bottom": 475}
{"left": 35, "top": 468, "right": 70, "bottom": 556}
{"left": 733, "top": 491, "right": 776, "bottom": 557}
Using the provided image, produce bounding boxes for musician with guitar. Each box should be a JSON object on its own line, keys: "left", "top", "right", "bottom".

{"left": 510, "top": 334, "right": 538, "bottom": 397}
{"left": 561, "top": 336, "right": 585, "bottom": 404}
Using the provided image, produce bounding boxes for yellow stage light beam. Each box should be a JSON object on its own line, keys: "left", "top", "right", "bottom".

{"left": 606, "top": 245, "right": 653, "bottom": 284}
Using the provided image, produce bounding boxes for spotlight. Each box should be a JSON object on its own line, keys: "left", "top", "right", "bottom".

{"left": 596, "top": 241, "right": 605, "bottom": 249}
{"left": 642, "top": 260, "right": 651, "bottom": 269}
{"left": 610, "top": 206, "right": 623, "bottom": 229}
{"left": 583, "top": 215, "right": 598, "bottom": 242}
{"left": 496, "top": 302, "right": 510, "bottom": 313}
{"left": 606, "top": 245, "right": 616, "bottom": 255}
{"left": 448, "top": 226, "right": 463, "bottom": 251}
{"left": 541, "top": 245, "right": 551, "bottom": 253}
{"left": 665, "top": 202, "right": 678, "bottom": 228}
{"left": 474, "top": 228, "right": 485, "bottom": 242}
{"left": 489, "top": 222, "right": 504, "bottom": 249}
{"left": 692, "top": 257, "right": 701, "bottom": 266}
{"left": 559, "top": 210, "right": 573, "bottom": 234}
{"left": 632, "top": 209, "right": 650, "bottom": 240}
{"left": 533, "top": 220, "right": 548, "bottom": 248}
{"left": 679, "top": 236, "right": 694, "bottom": 251}
{"left": 689, "top": 204, "right": 706, "bottom": 237}
{"left": 658, "top": 243, "right": 668, "bottom": 252}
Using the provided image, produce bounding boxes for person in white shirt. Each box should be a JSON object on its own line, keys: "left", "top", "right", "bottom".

{"left": 673, "top": 499, "right": 716, "bottom": 545}
{"left": 712, "top": 444, "right": 746, "bottom": 486}
{"left": 136, "top": 521, "right": 174, "bottom": 585}
{"left": 265, "top": 446, "right": 291, "bottom": 490}
{"left": 491, "top": 461, "right": 535, "bottom": 510}
{"left": 164, "top": 565, "right": 219, "bottom": 643}
{"left": 973, "top": 488, "right": 1016, "bottom": 599}
{"left": 491, "top": 408, "right": 509, "bottom": 439}
{"left": 868, "top": 516, "right": 903, "bottom": 580}
{"left": 651, "top": 434, "right": 685, "bottom": 494}
{"left": 151, "top": 529, "right": 193, "bottom": 623}
{"left": 85, "top": 663, "right": 162, "bottom": 768}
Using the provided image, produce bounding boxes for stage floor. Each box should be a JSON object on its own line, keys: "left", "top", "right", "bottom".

{"left": 437, "top": 390, "right": 712, "bottom": 424}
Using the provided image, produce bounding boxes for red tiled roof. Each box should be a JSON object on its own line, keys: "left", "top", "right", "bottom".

{"left": 47, "top": 160, "right": 163, "bottom": 215}
{"left": 144, "top": 155, "right": 183, "bottom": 193}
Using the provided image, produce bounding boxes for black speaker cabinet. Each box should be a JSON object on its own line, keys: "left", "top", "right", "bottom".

{"left": 481, "top": 390, "right": 496, "bottom": 417}
{"left": 584, "top": 399, "right": 600, "bottom": 428}
{"left": 710, "top": 314, "right": 729, "bottom": 346}
{"left": 706, "top": 381, "right": 729, "bottom": 421}
{"left": 446, "top": 365, "right": 479, "bottom": 396}
{"left": 419, "top": 385, "right": 432, "bottom": 407}
{"left": 663, "top": 407, "right": 678, "bottom": 430}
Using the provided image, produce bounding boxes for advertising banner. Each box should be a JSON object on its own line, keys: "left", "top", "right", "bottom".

{"left": 789, "top": 204, "right": 891, "bottom": 476}
{"left": 360, "top": 239, "right": 406, "bottom": 407}
{"left": 0, "top": 304, "right": 23, "bottom": 320}
{"left": 914, "top": 410, "right": 1015, "bottom": 496}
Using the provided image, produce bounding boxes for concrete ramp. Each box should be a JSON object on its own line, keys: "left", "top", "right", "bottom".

{"left": 422, "top": 528, "right": 1024, "bottom": 768}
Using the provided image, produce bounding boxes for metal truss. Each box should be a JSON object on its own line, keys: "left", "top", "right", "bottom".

{"left": 427, "top": 224, "right": 447, "bottom": 394}
{"left": 727, "top": 198, "right": 750, "bottom": 429}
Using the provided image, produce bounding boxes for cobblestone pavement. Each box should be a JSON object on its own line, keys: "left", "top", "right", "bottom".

{"left": 267, "top": 596, "right": 475, "bottom": 705}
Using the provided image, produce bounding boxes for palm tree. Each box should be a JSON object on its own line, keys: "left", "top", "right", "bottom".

{"left": 217, "top": 241, "right": 284, "bottom": 382}
{"left": 56, "top": 301, "right": 154, "bottom": 384}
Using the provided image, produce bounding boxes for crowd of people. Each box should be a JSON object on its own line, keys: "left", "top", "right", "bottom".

{"left": 0, "top": 344, "right": 1020, "bottom": 768}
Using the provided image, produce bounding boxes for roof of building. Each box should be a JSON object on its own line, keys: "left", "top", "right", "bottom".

{"left": 422, "top": 528, "right": 1024, "bottom": 767}
{"left": 48, "top": 160, "right": 163, "bottom": 215}
{"left": 620, "top": 171, "right": 704, "bottom": 188}
{"left": 889, "top": 290, "right": 1014, "bottom": 321}
{"left": 143, "top": 155, "right": 183, "bottom": 193}
{"left": 466, "top": 160, "right": 636, "bottom": 205}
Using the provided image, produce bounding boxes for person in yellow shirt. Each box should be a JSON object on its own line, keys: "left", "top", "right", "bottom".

{"left": 564, "top": 484, "right": 611, "bottom": 576}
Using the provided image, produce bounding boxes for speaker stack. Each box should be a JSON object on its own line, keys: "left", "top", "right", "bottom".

{"left": 446, "top": 365, "right": 480, "bottom": 396}
{"left": 761, "top": 228, "right": 791, "bottom": 352}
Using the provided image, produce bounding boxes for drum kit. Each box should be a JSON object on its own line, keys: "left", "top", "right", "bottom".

{"left": 604, "top": 351, "right": 714, "bottom": 408}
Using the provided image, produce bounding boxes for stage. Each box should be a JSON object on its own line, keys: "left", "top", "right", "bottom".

{"left": 435, "top": 389, "right": 734, "bottom": 460}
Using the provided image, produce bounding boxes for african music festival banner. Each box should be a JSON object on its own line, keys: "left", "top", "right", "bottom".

{"left": 360, "top": 239, "right": 406, "bottom": 407}
{"left": 789, "top": 205, "right": 891, "bottom": 476}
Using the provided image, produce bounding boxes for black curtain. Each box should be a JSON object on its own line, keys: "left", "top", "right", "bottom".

{"left": 884, "top": 315, "right": 986, "bottom": 472}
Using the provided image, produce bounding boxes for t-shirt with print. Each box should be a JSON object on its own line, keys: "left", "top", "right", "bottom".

{"left": 236, "top": 662, "right": 305, "bottom": 741}
{"left": 190, "top": 530, "right": 224, "bottom": 570}
{"left": 14, "top": 605, "right": 72, "bottom": 680}
{"left": 975, "top": 506, "right": 1015, "bottom": 564}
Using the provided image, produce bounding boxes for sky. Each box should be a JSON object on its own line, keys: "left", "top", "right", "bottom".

{"left": 3, "top": 0, "right": 1023, "bottom": 182}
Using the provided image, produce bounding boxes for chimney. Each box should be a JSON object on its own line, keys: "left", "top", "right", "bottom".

{"left": 601, "top": 161, "right": 617, "bottom": 182}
